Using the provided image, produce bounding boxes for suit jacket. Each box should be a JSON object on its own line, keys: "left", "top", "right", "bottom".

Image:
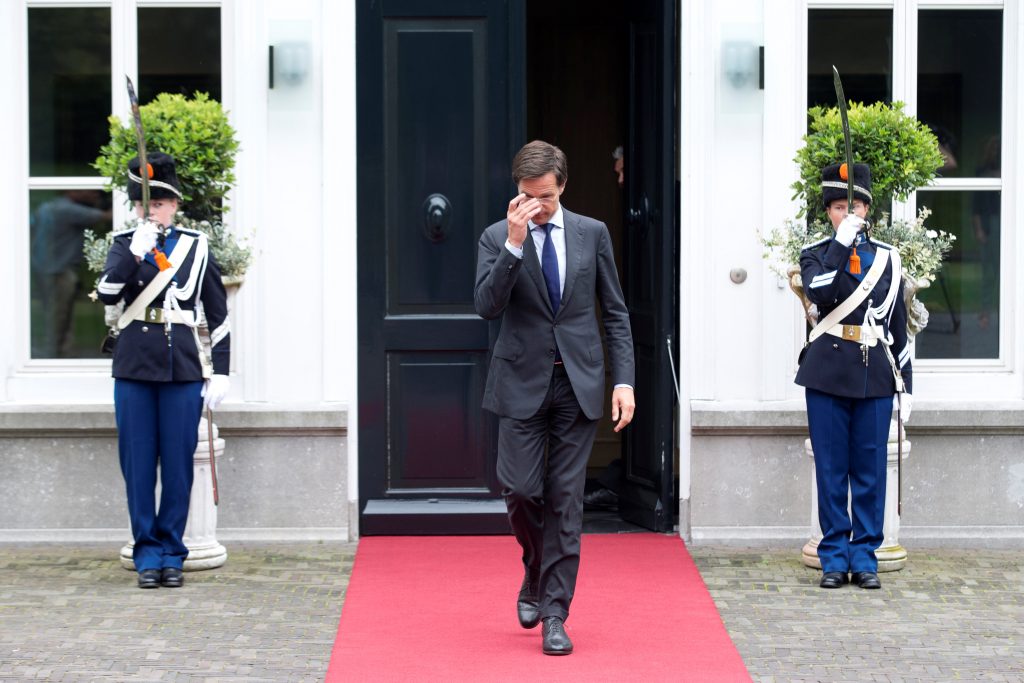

{"left": 474, "top": 207, "right": 634, "bottom": 420}
{"left": 795, "top": 235, "right": 912, "bottom": 398}
{"left": 97, "top": 225, "right": 230, "bottom": 382}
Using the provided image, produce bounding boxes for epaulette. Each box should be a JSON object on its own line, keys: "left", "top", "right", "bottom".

{"left": 111, "top": 227, "right": 137, "bottom": 237}
{"left": 871, "top": 238, "right": 896, "bottom": 251}
{"left": 175, "top": 226, "right": 204, "bottom": 236}
{"left": 800, "top": 236, "right": 831, "bottom": 252}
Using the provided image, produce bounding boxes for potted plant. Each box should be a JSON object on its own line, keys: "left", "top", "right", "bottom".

{"left": 85, "top": 92, "right": 252, "bottom": 305}
{"left": 760, "top": 101, "right": 955, "bottom": 341}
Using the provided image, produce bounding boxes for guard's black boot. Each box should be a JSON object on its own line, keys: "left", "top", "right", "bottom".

{"left": 160, "top": 567, "right": 185, "bottom": 588}
{"left": 137, "top": 569, "right": 161, "bottom": 589}
{"left": 851, "top": 571, "right": 881, "bottom": 589}
{"left": 819, "top": 571, "right": 849, "bottom": 589}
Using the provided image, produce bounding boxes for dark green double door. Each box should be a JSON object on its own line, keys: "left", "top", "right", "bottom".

{"left": 356, "top": 0, "right": 677, "bottom": 534}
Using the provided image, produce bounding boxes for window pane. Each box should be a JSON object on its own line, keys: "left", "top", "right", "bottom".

{"left": 918, "top": 10, "right": 1002, "bottom": 178}
{"left": 914, "top": 190, "right": 999, "bottom": 360}
{"left": 28, "top": 8, "right": 111, "bottom": 176}
{"left": 138, "top": 7, "right": 222, "bottom": 103}
{"left": 30, "top": 189, "right": 113, "bottom": 359}
{"left": 808, "top": 10, "right": 892, "bottom": 111}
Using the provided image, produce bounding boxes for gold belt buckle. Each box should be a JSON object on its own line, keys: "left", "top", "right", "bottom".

{"left": 842, "top": 324, "right": 860, "bottom": 341}
{"left": 145, "top": 307, "right": 165, "bottom": 324}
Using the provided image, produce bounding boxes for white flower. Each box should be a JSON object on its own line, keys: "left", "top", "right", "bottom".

{"left": 926, "top": 229, "right": 938, "bottom": 239}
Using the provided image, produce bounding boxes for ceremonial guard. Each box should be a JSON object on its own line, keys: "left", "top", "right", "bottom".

{"left": 795, "top": 162, "right": 912, "bottom": 590}
{"left": 96, "top": 152, "right": 231, "bottom": 589}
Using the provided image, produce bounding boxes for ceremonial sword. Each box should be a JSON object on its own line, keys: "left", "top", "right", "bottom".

{"left": 833, "top": 65, "right": 903, "bottom": 517}
{"left": 127, "top": 75, "right": 218, "bottom": 504}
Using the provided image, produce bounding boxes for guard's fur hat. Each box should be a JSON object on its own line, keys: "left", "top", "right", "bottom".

{"left": 127, "top": 152, "right": 183, "bottom": 201}
{"left": 821, "top": 162, "right": 872, "bottom": 208}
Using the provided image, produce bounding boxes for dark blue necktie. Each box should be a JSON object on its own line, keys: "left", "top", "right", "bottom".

{"left": 540, "top": 223, "right": 561, "bottom": 314}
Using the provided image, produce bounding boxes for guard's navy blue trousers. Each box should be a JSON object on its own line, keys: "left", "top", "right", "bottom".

{"left": 114, "top": 379, "right": 203, "bottom": 571}
{"left": 805, "top": 387, "right": 891, "bottom": 574}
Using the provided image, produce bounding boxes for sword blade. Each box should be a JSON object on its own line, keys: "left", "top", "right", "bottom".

{"left": 207, "top": 408, "right": 219, "bottom": 506}
{"left": 125, "top": 75, "right": 150, "bottom": 219}
{"left": 832, "top": 65, "right": 855, "bottom": 213}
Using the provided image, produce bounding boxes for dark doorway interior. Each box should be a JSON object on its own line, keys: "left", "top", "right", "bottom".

{"left": 526, "top": 2, "right": 646, "bottom": 533}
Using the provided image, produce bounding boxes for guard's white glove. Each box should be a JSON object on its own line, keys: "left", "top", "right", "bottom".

{"left": 202, "top": 374, "right": 230, "bottom": 411}
{"left": 835, "top": 214, "right": 866, "bottom": 247}
{"left": 129, "top": 221, "right": 162, "bottom": 257}
{"left": 893, "top": 393, "right": 912, "bottom": 423}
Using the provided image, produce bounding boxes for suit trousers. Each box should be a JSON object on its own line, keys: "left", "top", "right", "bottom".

{"left": 805, "top": 387, "right": 891, "bottom": 574}
{"left": 114, "top": 379, "right": 203, "bottom": 571}
{"left": 497, "top": 363, "right": 598, "bottom": 622}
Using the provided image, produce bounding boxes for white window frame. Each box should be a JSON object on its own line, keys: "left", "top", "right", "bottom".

{"left": 793, "top": 0, "right": 1023, "bottom": 400}
{"left": 4, "top": 0, "right": 234, "bottom": 403}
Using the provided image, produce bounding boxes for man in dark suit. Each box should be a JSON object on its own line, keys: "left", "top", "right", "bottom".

{"left": 474, "top": 140, "right": 635, "bottom": 655}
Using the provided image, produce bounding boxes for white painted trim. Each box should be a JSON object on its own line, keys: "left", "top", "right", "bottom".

{"left": 679, "top": 0, "right": 712, "bottom": 540}
{"left": 924, "top": 177, "right": 1002, "bottom": 190}
{"left": 27, "top": 177, "right": 108, "bottom": 189}
{"left": 322, "top": 0, "right": 359, "bottom": 525}
{"left": 228, "top": 0, "right": 266, "bottom": 403}
{"left": 763, "top": 0, "right": 806, "bottom": 402}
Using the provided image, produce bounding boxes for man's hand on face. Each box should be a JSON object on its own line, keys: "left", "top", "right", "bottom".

{"left": 507, "top": 193, "right": 542, "bottom": 248}
{"left": 611, "top": 386, "right": 636, "bottom": 433}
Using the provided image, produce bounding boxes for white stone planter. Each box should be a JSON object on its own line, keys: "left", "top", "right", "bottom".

{"left": 120, "top": 416, "right": 227, "bottom": 571}
{"left": 801, "top": 418, "right": 910, "bottom": 572}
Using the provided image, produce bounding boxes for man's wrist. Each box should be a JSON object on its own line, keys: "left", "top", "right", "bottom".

{"left": 504, "top": 239, "right": 524, "bottom": 259}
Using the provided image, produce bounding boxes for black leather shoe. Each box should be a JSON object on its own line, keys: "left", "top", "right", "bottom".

{"left": 851, "top": 571, "right": 881, "bottom": 589}
{"left": 160, "top": 567, "right": 185, "bottom": 588}
{"left": 542, "top": 616, "right": 573, "bottom": 655}
{"left": 819, "top": 571, "right": 849, "bottom": 589}
{"left": 583, "top": 487, "right": 619, "bottom": 510}
{"left": 137, "top": 569, "right": 161, "bottom": 589}
{"left": 517, "top": 571, "right": 540, "bottom": 629}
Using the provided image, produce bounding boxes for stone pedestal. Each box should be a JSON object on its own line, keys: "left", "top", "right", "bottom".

{"left": 120, "top": 416, "right": 228, "bottom": 571}
{"left": 801, "top": 418, "right": 910, "bottom": 572}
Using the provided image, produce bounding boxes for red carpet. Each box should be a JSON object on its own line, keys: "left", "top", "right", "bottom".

{"left": 326, "top": 534, "right": 750, "bottom": 682}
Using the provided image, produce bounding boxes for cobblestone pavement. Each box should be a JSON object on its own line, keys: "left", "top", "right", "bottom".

{"left": 0, "top": 542, "right": 355, "bottom": 682}
{"left": 2, "top": 542, "right": 1021, "bottom": 681}
{"left": 691, "top": 546, "right": 1024, "bottom": 683}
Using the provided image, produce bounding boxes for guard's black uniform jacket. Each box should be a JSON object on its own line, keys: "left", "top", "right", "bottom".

{"left": 97, "top": 225, "right": 230, "bottom": 381}
{"left": 795, "top": 235, "right": 912, "bottom": 398}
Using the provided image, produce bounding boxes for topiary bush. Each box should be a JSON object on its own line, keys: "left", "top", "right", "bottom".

{"left": 93, "top": 91, "right": 239, "bottom": 223}
{"left": 792, "top": 101, "right": 944, "bottom": 222}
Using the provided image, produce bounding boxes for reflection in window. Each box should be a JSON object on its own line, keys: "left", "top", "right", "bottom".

{"left": 29, "top": 190, "right": 113, "bottom": 359}
{"left": 138, "top": 7, "right": 222, "bottom": 103}
{"left": 918, "top": 10, "right": 1002, "bottom": 178}
{"left": 808, "top": 10, "right": 892, "bottom": 111}
{"left": 914, "top": 190, "right": 999, "bottom": 360}
{"left": 28, "top": 8, "right": 111, "bottom": 176}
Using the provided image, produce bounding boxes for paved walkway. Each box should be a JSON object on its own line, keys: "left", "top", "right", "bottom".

{"left": 1, "top": 542, "right": 1021, "bottom": 681}
{"left": 690, "top": 546, "right": 1024, "bottom": 683}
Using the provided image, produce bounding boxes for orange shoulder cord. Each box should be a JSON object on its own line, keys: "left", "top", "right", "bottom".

{"left": 848, "top": 245, "right": 861, "bottom": 274}
{"left": 153, "top": 249, "right": 172, "bottom": 271}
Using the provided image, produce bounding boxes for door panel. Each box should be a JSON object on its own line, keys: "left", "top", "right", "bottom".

{"left": 621, "top": 0, "right": 677, "bottom": 531}
{"left": 358, "top": 0, "right": 525, "bottom": 534}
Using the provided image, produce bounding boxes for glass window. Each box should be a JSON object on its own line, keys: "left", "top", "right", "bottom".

{"left": 138, "top": 7, "right": 222, "bottom": 103}
{"left": 28, "top": 8, "right": 111, "bottom": 176}
{"left": 914, "top": 190, "right": 1000, "bottom": 360}
{"left": 807, "top": 9, "right": 892, "bottom": 111}
{"left": 29, "top": 189, "right": 113, "bottom": 359}
{"left": 918, "top": 10, "right": 1002, "bottom": 179}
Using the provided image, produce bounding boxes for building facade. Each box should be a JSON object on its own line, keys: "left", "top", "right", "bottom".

{"left": 2, "top": 0, "right": 1021, "bottom": 545}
